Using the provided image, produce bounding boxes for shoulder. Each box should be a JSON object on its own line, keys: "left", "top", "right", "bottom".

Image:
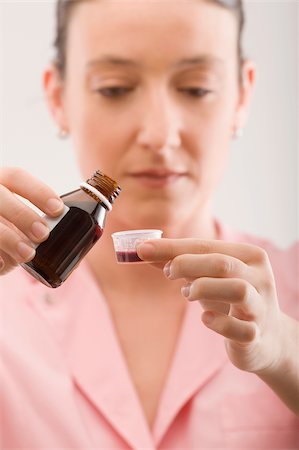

{"left": 224, "top": 226, "right": 298, "bottom": 286}
{"left": 218, "top": 220, "right": 298, "bottom": 270}
{"left": 218, "top": 221, "right": 299, "bottom": 317}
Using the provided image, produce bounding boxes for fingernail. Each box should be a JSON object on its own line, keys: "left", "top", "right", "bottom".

{"left": 46, "top": 198, "right": 64, "bottom": 214}
{"left": 202, "top": 311, "right": 215, "bottom": 325}
{"left": 136, "top": 242, "right": 155, "bottom": 260}
{"left": 163, "top": 260, "right": 172, "bottom": 278}
{"left": 181, "top": 284, "right": 190, "bottom": 298}
{"left": 31, "top": 221, "right": 50, "bottom": 240}
{"left": 17, "top": 242, "right": 36, "bottom": 261}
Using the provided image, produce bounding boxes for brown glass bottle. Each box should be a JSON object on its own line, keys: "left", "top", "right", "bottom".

{"left": 21, "top": 171, "right": 121, "bottom": 288}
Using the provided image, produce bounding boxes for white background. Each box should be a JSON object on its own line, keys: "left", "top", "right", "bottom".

{"left": 0, "top": 0, "right": 298, "bottom": 248}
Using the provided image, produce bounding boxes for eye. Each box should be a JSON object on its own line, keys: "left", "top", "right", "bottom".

{"left": 178, "top": 87, "right": 211, "bottom": 98}
{"left": 96, "top": 86, "right": 134, "bottom": 98}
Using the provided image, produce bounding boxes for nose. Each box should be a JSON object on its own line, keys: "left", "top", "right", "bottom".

{"left": 136, "top": 88, "right": 182, "bottom": 153}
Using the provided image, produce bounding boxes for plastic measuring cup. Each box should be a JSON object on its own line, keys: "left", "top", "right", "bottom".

{"left": 111, "top": 229, "right": 163, "bottom": 263}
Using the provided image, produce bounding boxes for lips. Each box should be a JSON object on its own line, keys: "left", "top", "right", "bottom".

{"left": 127, "top": 168, "right": 187, "bottom": 188}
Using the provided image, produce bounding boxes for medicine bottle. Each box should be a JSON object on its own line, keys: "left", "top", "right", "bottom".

{"left": 21, "top": 171, "right": 121, "bottom": 288}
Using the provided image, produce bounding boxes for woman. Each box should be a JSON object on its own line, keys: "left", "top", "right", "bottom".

{"left": 0, "top": 0, "right": 298, "bottom": 448}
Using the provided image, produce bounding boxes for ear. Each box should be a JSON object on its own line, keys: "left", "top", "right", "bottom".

{"left": 233, "top": 59, "right": 256, "bottom": 132}
{"left": 43, "top": 65, "right": 69, "bottom": 133}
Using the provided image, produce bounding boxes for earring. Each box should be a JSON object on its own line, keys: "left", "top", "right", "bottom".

{"left": 232, "top": 127, "right": 243, "bottom": 139}
{"left": 57, "top": 128, "right": 69, "bottom": 139}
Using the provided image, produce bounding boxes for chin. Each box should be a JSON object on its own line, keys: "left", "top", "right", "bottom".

{"left": 111, "top": 199, "right": 188, "bottom": 233}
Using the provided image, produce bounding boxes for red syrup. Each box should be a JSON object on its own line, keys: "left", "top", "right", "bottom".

{"left": 116, "top": 250, "right": 143, "bottom": 263}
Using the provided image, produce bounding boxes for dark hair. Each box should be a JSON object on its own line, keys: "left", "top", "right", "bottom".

{"left": 53, "top": 0, "right": 245, "bottom": 77}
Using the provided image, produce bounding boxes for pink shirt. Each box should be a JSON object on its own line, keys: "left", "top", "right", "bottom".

{"left": 1, "top": 223, "right": 298, "bottom": 449}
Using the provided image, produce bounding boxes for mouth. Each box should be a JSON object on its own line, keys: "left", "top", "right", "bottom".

{"left": 127, "top": 169, "right": 188, "bottom": 188}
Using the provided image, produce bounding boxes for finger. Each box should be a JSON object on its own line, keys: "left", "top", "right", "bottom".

{"left": 163, "top": 253, "right": 249, "bottom": 281}
{"left": 182, "top": 277, "right": 259, "bottom": 319}
{"left": 137, "top": 237, "right": 265, "bottom": 264}
{"left": 0, "top": 221, "right": 36, "bottom": 264}
{"left": 0, "top": 185, "right": 50, "bottom": 244}
{"left": 0, "top": 167, "right": 64, "bottom": 216}
{"left": 198, "top": 299, "right": 230, "bottom": 315}
{"left": 201, "top": 311, "right": 258, "bottom": 344}
{"left": 0, "top": 251, "right": 17, "bottom": 276}
{"left": 0, "top": 255, "right": 5, "bottom": 273}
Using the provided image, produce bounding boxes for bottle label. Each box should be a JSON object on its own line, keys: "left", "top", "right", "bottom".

{"left": 32, "top": 204, "right": 70, "bottom": 249}
{"left": 43, "top": 204, "right": 70, "bottom": 232}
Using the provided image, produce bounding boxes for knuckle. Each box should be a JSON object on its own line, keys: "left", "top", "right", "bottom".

{"left": 0, "top": 227, "right": 19, "bottom": 260}
{"left": 0, "top": 252, "right": 17, "bottom": 276}
{"left": 242, "top": 323, "right": 258, "bottom": 343}
{"left": 0, "top": 223, "right": 12, "bottom": 243}
{"left": 261, "top": 276, "right": 275, "bottom": 293}
{"left": 34, "top": 184, "right": 52, "bottom": 199}
{"left": 0, "top": 216, "right": 11, "bottom": 231}
{"left": 0, "top": 222, "right": 23, "bottom": 251}
{"left": 171, "top": 254, "right": 185, "bottom": 275}
{"left": 218, "top": 319, "right": 231, "bottom": 336}
{"left": 9, "top": 201, "right": 29, "bottom": 223}
{"left": 0, "top": 183, "right": 9, "bottom": 197}
{"left": 254, "top": 247, "right": 269, "bottom": 265}
{"left": 0, "top": 166, "right": 26, "bottom": 182}
{"left": 235, "top": 280, "right": 251, "bottom": 303}
{"left": 216, "top": 256, "right": 233, "bottom": 276}
{"left": 192, "top": 278, "right": 205, "bottom": 297}
{"left": 195, "top": 240, "right": 211, "bottom": 254}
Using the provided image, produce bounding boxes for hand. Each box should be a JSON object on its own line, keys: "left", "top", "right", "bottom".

{"left": 137, "top": 238, "right": 286, "bottom": 375}
{"left": 0, "top": 167, "right": 64, "bottom": 276}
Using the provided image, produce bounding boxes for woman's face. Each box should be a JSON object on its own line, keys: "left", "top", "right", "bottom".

{"left": 48, "top": 0, "right": 253, "bottom": 230}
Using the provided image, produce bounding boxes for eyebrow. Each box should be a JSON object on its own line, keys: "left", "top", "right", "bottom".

{"left": 86, "top": 55, "right": 225, "bottom": 70}
{"left": 86, "top": 56, "right": 140, "bottom": 68}
{"left": 173, "top": 55, "right": 225, "bottom": 68}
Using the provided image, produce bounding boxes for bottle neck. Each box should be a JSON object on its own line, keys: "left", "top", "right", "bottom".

{"left": 85, "top": 170, "right": 121, "bottom": 206}
{"left": 78, "top": 187, "right": 110, "bottom": 229}
{"left": 80, "top": 182, "right": 112, "bottom": 210}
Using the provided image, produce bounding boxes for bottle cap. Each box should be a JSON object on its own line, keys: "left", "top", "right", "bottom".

{"left": 111, "top": 229, "right": 163, "bottom": 264}
{"left": 80, "top": 170, "right": 121, "bottom": 210}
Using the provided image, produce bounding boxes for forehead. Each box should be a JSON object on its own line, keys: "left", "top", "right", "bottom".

{"left": 66, "top": 0, "right": 238, "bottom": 68}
